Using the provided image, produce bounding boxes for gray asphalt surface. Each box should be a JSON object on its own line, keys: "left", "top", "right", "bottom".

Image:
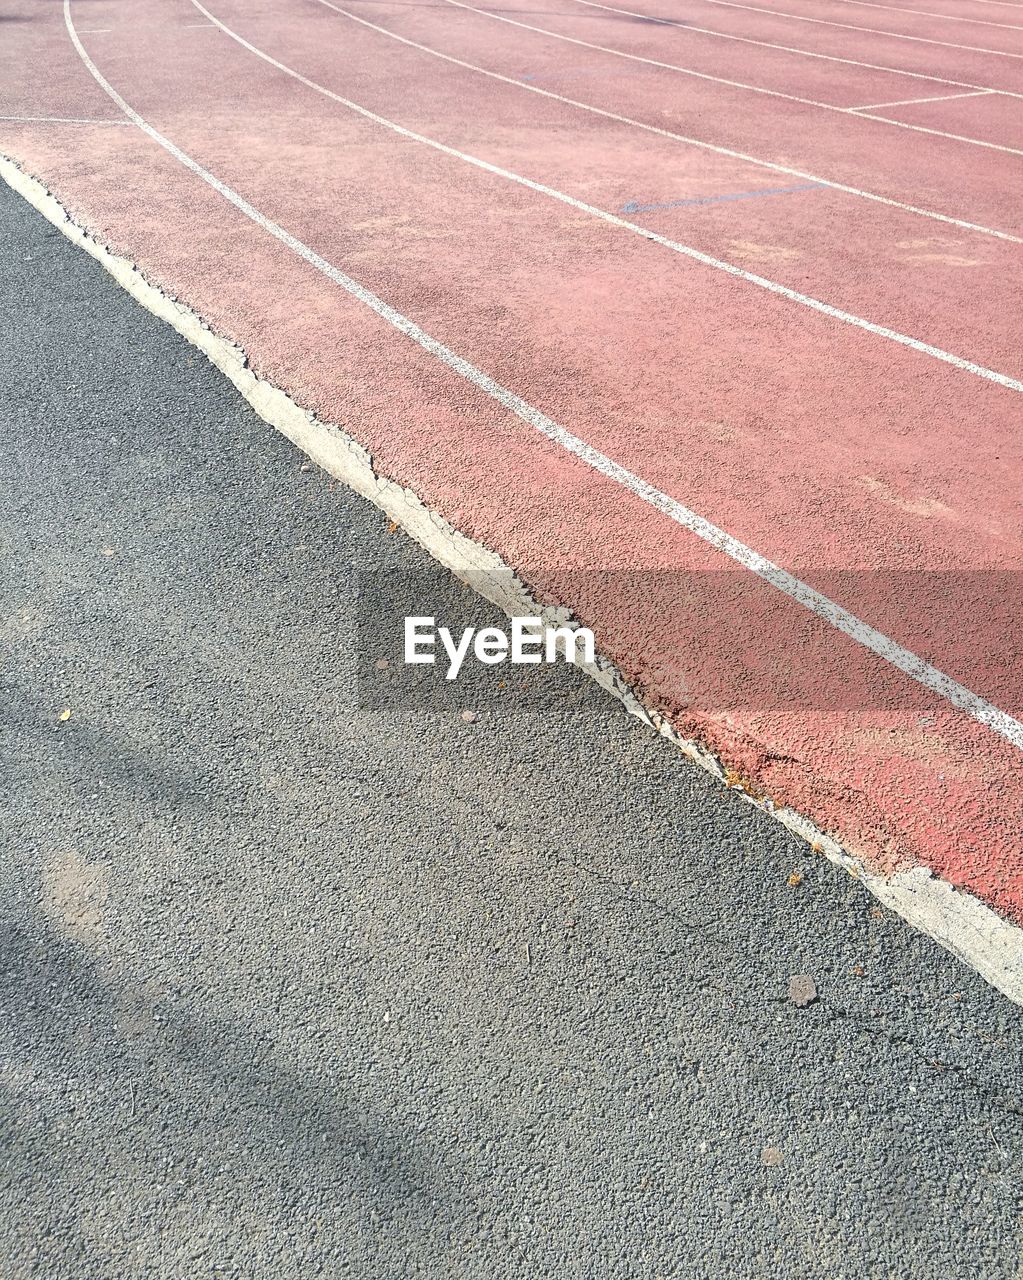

{"left": 2, "top": 178, "right": 1022, "bottom": 1280}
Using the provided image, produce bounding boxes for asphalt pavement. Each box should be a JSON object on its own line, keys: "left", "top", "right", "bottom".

{"left": 1, "top": 179, "right": 1022, "bottom": 1279}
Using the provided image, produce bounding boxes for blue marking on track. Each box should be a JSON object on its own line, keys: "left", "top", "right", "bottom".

{"left": 620, "top": 182, "right": 826, "bottom": 215}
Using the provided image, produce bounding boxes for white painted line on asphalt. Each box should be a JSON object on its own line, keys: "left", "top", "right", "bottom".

{"left": 443, "top": 0, "right": 1023, "bottom": 153}
{"left": 61, "top": 0, "right": 1023, "bottom": 756}
{"left": 313, "top": 0, "right": 1023, "bottom": 244}
{"left": 569, "top": 0, "right": 1021, "bottom": 96}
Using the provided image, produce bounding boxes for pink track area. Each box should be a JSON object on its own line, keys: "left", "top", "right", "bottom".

{"left": 3, "top": 0, "right": 1022, "bottom": 921}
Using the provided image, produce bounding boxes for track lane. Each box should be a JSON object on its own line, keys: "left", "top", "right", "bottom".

{"left": 846, "top": 81, "right": 1023, "bottom": 138}
{"left": 521, "top": 0, "right": 1022, "bottom": 105}
{"left": 562, "top": 0, "right": 1023, "bottom": 148}
{"left": 0, "top": 0, "right": 128, "bottom": 122}
{"left": 189, "top": 0, "right": 1023, "bottom": 392}
{"left": 440, "top": 0, "right": 1023, "bottom": 153}
{"left": 681, "top": 0, "right": 1023, "bottom": 55}
{"left": 571, "top": 0, "right": 1023, "bottom": 87}
{"left": 309, "top": 0, "right": 1023, "bottom": 234}
{"left": 852, "top": 92, "right": 1023, "bottom": 147}
{"left": 566, "top": 0, "right": 1023, "bottom": 94}
{"left": 868, "top": 0, "right": 1023, "bottom": 14}
{"left": 834, "top": 0, "right": 1023, "bottom": 28}
{"left": 201, "top": 0, "right": 1023, "bottom": 382}
{"left": 6, "top": 0, "right": 1019, "bottom": 918}
{"left": 44, "top": 0, "right": 1019, "bottom": 581}
{"left": 38, "top": 0, "right": 1023, "bottom": 670}
{"left": 307, "top": 0, "right": 1021, "bottom": 246}
{"left": 320, "top": 0, "right": 1023, "bottom": 232}
{"left": 730, "top": 0, "right": 1023, "bottom": 43}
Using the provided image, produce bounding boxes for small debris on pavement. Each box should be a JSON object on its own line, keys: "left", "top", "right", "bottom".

{"left": 57, "top": 708, "right": 71, "bottom": 722}
{"left": 299, "top": 461, "right": 311, "bottom": 472}
{"left": 786, "top": 870, "right": 803, "bottom": 887}
{"left": 760, "top": 1146, "right": 784, "bottom": 1168}
{"left": 374, "top": 658, "right": 389, "bottom": 670}
{"left": 460, "top": 709, "right": 477, "bottom": 723}
{"left": 788, "top": 974, "right": 818, "bottom": 1007}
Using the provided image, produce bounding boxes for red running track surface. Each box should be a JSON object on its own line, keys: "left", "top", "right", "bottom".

{"left": 2, "top": 0, "right": 1022, "bottom": 925}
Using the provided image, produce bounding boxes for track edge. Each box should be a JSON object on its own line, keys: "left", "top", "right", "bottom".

{"left": 4, "top": 150, "right": 1021, "bottom": 1007}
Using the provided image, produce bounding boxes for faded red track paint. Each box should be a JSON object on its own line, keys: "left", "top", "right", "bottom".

{"left": 2, "top": 0, "right": 1022, "bottom": 920}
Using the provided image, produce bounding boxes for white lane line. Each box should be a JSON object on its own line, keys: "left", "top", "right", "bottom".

{"left": 444, "top": 0, "right": 1023, "bottom": 154}
{"left": 313, "top": 0, "right": 1023, "bottom": 243}
{"left": 834, "top": 0, "right": 1023, "bottom": 28}
{"left": 0, "top": 113, "right": 130, "bottom": 124}
{"left": 686, "top": 0, "right": 1023, "bottom": 58}
{"left": 61, "top": 0, "right": 1023, "bottom": 755}
{"left": 846, "top": 88, "right": 997, "bottom": 108}
{"left": 569, "top": 0, "right": 1022, "bottom": 96}
{"left": 190, "top": 0, "right": 1023, "bottom": 392}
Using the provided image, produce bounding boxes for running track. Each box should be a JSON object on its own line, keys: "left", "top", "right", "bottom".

{"left": 2, "top": 0, "right": 1022, "bottom": 989}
